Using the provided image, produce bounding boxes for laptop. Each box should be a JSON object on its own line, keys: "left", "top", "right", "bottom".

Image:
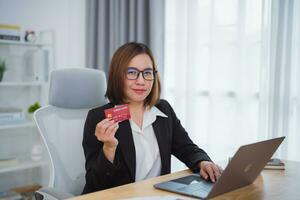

{"left": 154, "top": 136, "right": 285, "bottom": 199}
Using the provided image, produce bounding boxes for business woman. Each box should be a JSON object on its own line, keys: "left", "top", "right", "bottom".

{"left": 82, "top": 42, "right": 222, "bottom": 194}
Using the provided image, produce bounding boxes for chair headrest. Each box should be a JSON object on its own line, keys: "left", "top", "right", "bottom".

{"left": 49, "top": 68, "right": 107, "bottom": 109}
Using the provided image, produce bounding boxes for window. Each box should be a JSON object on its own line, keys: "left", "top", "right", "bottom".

{"left": 164, "top": 0, "right": 264, "bottom": 170}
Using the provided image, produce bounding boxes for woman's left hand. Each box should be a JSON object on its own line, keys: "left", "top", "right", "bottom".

{"left": 199, "top": 161, "right": 223, "bottom": 183}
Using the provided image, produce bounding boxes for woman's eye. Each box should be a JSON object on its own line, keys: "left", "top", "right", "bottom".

{"left": 144, "top": 71, "right": 153, "bottom": 76}
{"left": 128, "top": 70, "right": 137, "bottom": 75}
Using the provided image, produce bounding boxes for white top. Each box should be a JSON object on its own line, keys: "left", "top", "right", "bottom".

{"left": 129, "top": 106, "right": 168, "bottom": 181}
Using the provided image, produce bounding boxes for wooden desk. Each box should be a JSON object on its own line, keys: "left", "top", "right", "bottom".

{"left": 70, "top": 160, "right": 300, "bottom": 200}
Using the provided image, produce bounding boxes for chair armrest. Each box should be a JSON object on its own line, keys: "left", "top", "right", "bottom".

{"left": 35, "top": 187, "right": 74, "bottom": 200}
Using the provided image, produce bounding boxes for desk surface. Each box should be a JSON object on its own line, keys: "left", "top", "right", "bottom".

{"left": 71, "top": 160, "right": 300, "bottom": 200}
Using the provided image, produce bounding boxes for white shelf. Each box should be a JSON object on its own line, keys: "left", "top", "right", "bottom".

{"left": 0, "top": 39, "right": 50, "bottom": 47}
{"left": 0, "top": 160, "right": 47, "bottom": 174}
{"left": 0, "top": 121, "right": 35, "bottom": 130}
{"left": 0, "top": 82, "right": 44, "bottom": 86}
{"left": 0, "top": 31, "right": 52, "bottom": 189}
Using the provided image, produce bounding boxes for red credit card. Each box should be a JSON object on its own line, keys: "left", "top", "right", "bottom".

{"left": 104, "top": 104, "right": 131, "bottom": 123}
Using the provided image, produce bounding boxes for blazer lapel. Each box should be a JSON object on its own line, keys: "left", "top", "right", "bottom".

{"left": 115, "top": 120, "right": 136, "bottom": 181}
{"left": 153, "top": 117, "right": 170, "bottom": 174}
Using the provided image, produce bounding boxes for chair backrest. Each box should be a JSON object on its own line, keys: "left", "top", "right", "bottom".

{"left": 34, "top": 68, "right": 107, "bottom": 195}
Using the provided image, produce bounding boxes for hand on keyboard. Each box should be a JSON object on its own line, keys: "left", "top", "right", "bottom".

{"left": 199, "top": 161, "right": 223, "bottom": 183}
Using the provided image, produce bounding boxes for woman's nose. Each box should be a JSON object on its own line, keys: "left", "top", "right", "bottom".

{"left": 135, "top": 72, "right": 145, "bottom": 84}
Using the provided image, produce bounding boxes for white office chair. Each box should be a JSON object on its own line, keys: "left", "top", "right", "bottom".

{"left": 34, "top": 68, "right": 107, "bottom": 200}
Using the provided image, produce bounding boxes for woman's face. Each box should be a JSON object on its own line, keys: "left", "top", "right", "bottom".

{"left": 124, "top": 54, "right": 154, "bottom": 105}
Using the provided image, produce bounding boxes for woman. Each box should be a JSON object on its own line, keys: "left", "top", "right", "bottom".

{"left": 82, "top": 42, "right": 222, "bottom": 194}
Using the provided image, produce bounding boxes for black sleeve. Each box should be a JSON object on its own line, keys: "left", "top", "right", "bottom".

{"left": 163, "top": 100, "right": 212, "bottom": 172}
{"left": 82, "top": 109, "right": 122, "bottom": 193}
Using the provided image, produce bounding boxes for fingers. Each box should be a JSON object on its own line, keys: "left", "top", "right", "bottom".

{"left": 200, "top": 168, "right": 209, "bottom": 180}
{"left": 98, "top": 119, "right": 118, "bottom": 133}
{"left": 206, "top": 164, "right": 216, "bottom": 182}
{"left": 106, "top": 122, "right": 119, "bottom": 137}
{"left": 200, "top": 161, "right": 223, "bottom": 183}
{"left": 95, "top": 118, "right": 119, "bottom": 143}
{"left": 211, "top": 164, "right": 222, "bottom": 179}
{"left": 97, "top": 119, "right": 114, "bottom": 133}
{"left": 200, "top": 161, "right": 211, "bottom": 181}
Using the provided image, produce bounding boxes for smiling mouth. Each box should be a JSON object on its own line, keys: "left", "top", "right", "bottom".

{"left": 132, "top": 89, "right": 146, "bottom": 94}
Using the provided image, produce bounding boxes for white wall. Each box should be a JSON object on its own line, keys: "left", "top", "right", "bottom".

{"left": 0, "top": 0, "right": 86, "bottom": 69}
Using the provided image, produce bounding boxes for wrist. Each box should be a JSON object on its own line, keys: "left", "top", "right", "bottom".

{"left": 199, "top": 160, "right": 210, "bottom": 168}
{"left": 103, "top": 144, "right": 117, "bottom": 163}
{"left": 103, "top": 143, "right": 117, "bottom": 151}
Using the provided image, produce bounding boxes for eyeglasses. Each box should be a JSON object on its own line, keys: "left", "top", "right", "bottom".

{"left": 126, "top": 67, "right": 157, "bottom": 81}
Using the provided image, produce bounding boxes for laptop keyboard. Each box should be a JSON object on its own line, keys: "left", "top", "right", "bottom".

{"left": 173, "top": 175, "right": 204, "bottom": 184}
{"left": 179, "top": 181, "right": 213, "bottom": 193}
{"left": 167, "top": 175, "right": 214, "bottom": 197}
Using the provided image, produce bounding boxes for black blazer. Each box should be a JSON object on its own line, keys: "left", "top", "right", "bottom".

{"left": 82, "top": 99, "right": 211, "bottom": 194}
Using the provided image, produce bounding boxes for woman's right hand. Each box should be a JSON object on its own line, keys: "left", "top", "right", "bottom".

{"left": 95, "top": 118, "right": 119, "bottom": 149}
